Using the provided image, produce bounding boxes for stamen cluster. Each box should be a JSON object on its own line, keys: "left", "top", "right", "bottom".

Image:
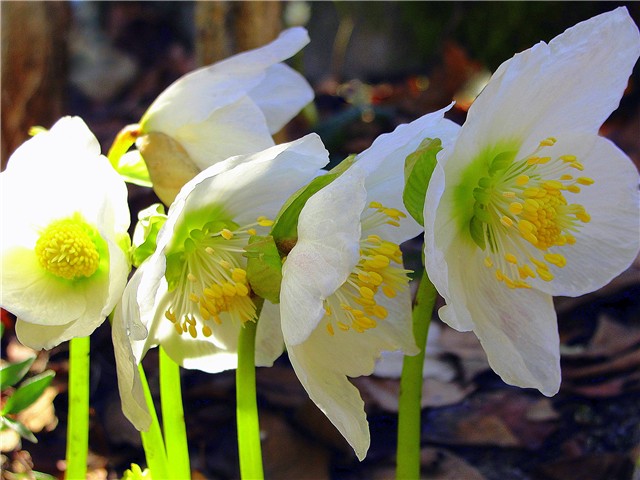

{"left": 472, "top": 137, "right": 594, "bottom": 289}
{"left": 35, "top": 217, "right": 100, "bottom": 280}
{"left": 164, "top": 216, "right": 273, "bottom": 338}
{"left": 324, "top": 202, "right": 411, "bottom": 336}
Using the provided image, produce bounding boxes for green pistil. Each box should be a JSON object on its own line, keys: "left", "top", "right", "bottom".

{"left": 466, "top": 148, "right": 518, "bottom": 250}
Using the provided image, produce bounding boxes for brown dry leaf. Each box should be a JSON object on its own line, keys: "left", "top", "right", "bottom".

{"left": 555, "top": 260, "right": 640, "bottom": 316}
{"left": 562, "top": 369, "right": 640, "bottom": 398}
{"left": 0, "top": 428, "right": 21, "bottom": 452}
{"left": 260, "top": 411, "right": 331, "bottom": 480}
{"left": 587, "top": 315, "right": 640, "bottom": 357}
{"left": 534, "top": 452, "right": 634, "bottom": 480}
{"left": 16, "top": 386, "right": 58, "bottom": 433}
{"left": 355, "top": 376, "right": 474, "bottom": 412}
{"left": 294, "top": 400, "right": 354, "bottom": 458}
{"left": 436, "top": 324, "right": 491, "bottom": 382}
{"left": 257, "top": 363, "right": 309, "bottom": 408}
{"left": 423, "top": 391, "right": 558, "bottom": 449}
{"left": 421, "top": 447, "right": 486, "bottom": 480}
{"left": 525, "top": 398, "right": 560, "bottom": 422}
{"left": 560, "top": 315, "right": 640, "bottom": 397}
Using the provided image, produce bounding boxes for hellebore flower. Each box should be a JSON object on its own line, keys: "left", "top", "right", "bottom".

{"left": 278, "top": 109, "right": 460, "bottom": 460}
{"left": 1, "top": 117, "right": 130, "bottom": 350}
{"left": 121, "top": 134, "right": 329, "bottom": 378}
{"left": 424, "top": 8, "right": 640, "bottom": 396}
{"left": 113, "top": 27, "right": 314, "bottom": 204}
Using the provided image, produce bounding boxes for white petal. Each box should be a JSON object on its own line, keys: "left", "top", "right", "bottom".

{"left": 255, "top": 301, "right": 285, "bottom": 367}
{"left": 458, "top": 7, "right": 639, "bottom": 156}
{"left": 423, "top": 164, "right": 475, "bottom": 332}
{"left": 371, "top": 285, "right": 419, "bottom": 357}
{"left": 357, "top": 107, "right": 459, "bottom": 244}
{"left": 168, "top": 133, "right": 329, "bottom": 231}
{"left": 280, "top": 165, "right": 367, "bottom": 346}
{"left": 101, "top": 238, "right": 131, "bottom": 318}
{"left": 111, "top": 300, "right": 151, "bottom": 431}
{"left": 154, "top": 311, "right": 242, "bottom": 373}
{"left": 448, "top": 253, "right": 561, "bottom": 395}
{"left": 141, "top": 27, "right": 310, "bottom": 135}
{"left": 172, "top": 96, "right": 275, "bottom": 171}
{"left": 2, "top": 118, "right": 129, "bottom": 240}
{"left": 14, "top": 308, "right": 106, "bottom": 351}
{"left": 135, "top": 259, "right": 255, "bottom": 373}
{"left": 3, "top": 117, "right": 100, "bottom": 179}
{"left": 1, "top": 247, "right": 86, "bottom": 326}
{"left": 287, "top": 339, "right": 370, "bottom": 460}
{"left": 286, "top": 287, "right": 417, "bottom": 461}
{"left": 15, "top": 319, "right": 76, "bottom": 351}
{"left": 531, "top": 134, "right": 640, "bottom": 296}
{"left": 248, "top": 63, "right": 314, "bottom": 133}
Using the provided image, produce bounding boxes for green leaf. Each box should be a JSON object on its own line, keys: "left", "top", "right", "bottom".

{"left": 122, "top": 463, "right": 152, "bottom": 480}
{"left": 33, "top": 471, "right": 58, "bottom": 480}
{"left": 1, "top": 370, "right": 55, "bottom": 415}
{"left": 0, "top": 356, "right": 36, "bottom": 389}
{"left": 107, "top": 124, "right": 152, "bottom": 187}
{"left": 403, "top": 138, "right": 443, "bottom": 227}
{"left": 1, "top": 415, "right": 38, "bottom": 443}
{"left": 132, "top": 203, "right": 168, "bottom": 267}
{"left": 271, "top": 155, "right": 356, "bottom": 254}
{"left": 244, "top": 236, "right": 283, "bottom": 304}
{"left": 115, "top": 150, "right": 153, "bottom": 187}
{"left": 28, "top": 126, "right": 48, "bottom": 137}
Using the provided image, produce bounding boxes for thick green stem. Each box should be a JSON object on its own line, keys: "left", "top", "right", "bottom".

{"left": 236, "top": 297, "right": 265, "bottom": 480}
{"left": 65, "top": 336, "right": 90, "bottom": 480}
{"left": 396, "top": 272, "right": 437, "bottom": 479}
{"left": 159, "top": 347, "right": 190, "bottom": 478}
{"left": 138, "top": 364, "right": 170, "bottom": 479}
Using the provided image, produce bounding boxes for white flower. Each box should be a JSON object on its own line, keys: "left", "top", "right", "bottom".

{"left": 278, "top": 109, "right": 459, "bottom": 460}
{"left": 140, "top": 134, "right": 329, "bottom": 366}
{"left": 1, "top": 117, "right": 130, "bottom": 349}
{"left": 128, "top": 27, "right": 314, "bottom": 204}
{"left": 424, "top": 8, "right": 640, "bottom": 396}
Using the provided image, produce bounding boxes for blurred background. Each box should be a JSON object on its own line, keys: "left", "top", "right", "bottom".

{"left": 1, "top": 2, "right": 639, "bottom": 479}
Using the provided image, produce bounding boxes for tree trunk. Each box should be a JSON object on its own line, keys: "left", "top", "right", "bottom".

{"left": 1, "top": 1, "right": 70, "bottom": 169}
{"left": 195, "top": 1, "right": 283, "bottom": 67}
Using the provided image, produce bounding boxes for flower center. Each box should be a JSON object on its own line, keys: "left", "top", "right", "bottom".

{"left": 35, "top": 215, "right": 100, "bottom": 280}
{"left": 469, "top": 137, "right": 593, "bottom": 288}
{"left": 164, "top": 216, "right": 273, "bottom": 339}
{"left": 323, "top": 202, "right": 411, "bottom": 336}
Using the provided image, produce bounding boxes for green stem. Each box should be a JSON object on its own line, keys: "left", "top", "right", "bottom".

{"left": 159, "top": 347, "right": 190, "bottom": 478}
{"left": 236, "top": 297, "right": 265, "bottom": 480}
{"left": 138, "top": 364, "right": 170, "bottom": 479}
{"left": 396, "top": 271, "right": 437, "bottom": 479}
{"left": 65, "top": 336, "right": 90, "bottom": 480}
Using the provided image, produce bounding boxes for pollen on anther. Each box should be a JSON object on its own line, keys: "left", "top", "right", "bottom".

{"left": 221, "top": 229, "right": 234, "bottom": 240}
{"left": 257, "top": 216, "right": 274, "bottom": 227}
{"left": 504, "top": 253, "right": 518, "bottom": 264}
{"left": 544, "top": 253, "right": 567, "bottom": 268}
{"left": 509, "top": 202, "right": 523, "bottom": 214}
{"left": 570, "top": 162, "right": 584, "bottom": 171}
{"left": 540, "top": 137, "right": 557, "bottom": 147}
{"left": 382, "top": 285, "right": 396, "bottom": 298}
{"left": 500, "top": 216, "right": 514, "bottom": 227}
{"left": 326, "top": 323, "right": 335, "bottom": 336}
